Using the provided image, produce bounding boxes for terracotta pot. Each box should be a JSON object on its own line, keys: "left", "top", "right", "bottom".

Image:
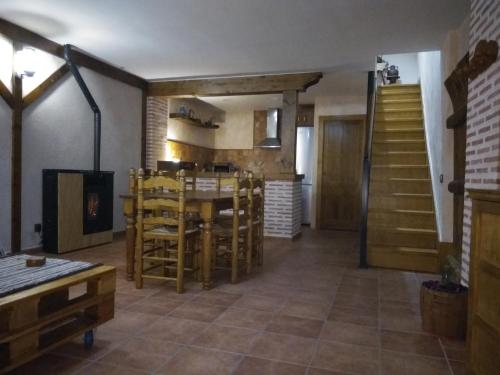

{"left": 420, "top": 284, "right": 468, "bottom": 339}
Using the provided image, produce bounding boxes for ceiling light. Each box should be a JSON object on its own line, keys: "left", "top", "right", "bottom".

{"left": 14, "top": 47, "right": 37, "bottom": 78}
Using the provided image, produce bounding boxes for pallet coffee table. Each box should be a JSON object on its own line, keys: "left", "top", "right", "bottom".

{"left": 0, "top": 255, "right": 116, "bottom": 373}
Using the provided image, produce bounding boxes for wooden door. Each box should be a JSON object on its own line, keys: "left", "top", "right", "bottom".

{"left": 318, "top": 116, "right": 364, "bottom": 230}
{"left": 467, "top": 190, "right": 500, "bottom": 375}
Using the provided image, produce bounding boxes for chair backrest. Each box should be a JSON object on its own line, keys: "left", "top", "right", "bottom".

{"left": 136, "top": 168, "right": 187, "bottom": 233}
{"left": 158, "top": 170, "right": 197, "bottom": 191}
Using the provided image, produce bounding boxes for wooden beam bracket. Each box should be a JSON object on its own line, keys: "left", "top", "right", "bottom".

{"left": 22, "top": 65, "right": 70, "bottom": 109}
{"left": 147, "top": 72, "right": 323, "bottom": 97}
{"left": 0, "top": 79, "right": 14, "bottom": 108}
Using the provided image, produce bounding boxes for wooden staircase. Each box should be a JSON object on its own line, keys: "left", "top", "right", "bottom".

{"left": 367, "top": 84, "right": 439, "bottom": 273}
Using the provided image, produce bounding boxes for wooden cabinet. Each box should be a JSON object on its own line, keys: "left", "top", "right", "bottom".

{"left": 467, "top": 189, "right": 500, "bottom": 375}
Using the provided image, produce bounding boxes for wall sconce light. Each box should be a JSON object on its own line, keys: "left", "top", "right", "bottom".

{"left": 14, "top": 47, "right": 37, "bottom": 78}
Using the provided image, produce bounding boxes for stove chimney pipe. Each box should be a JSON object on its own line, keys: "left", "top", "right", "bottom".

{"left": 63, "top": 44, "right": 101, "bottom": 171}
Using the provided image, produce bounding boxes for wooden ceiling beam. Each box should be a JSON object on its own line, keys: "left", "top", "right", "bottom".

{"left": 22, "top": 64, "right": 69, "bottom": 109}
{"left": 0, "top": 18, "right": 147, "bottom": 90}
{"left": 147, "top": 72, "right": 323, "bottom": 97}
{"left": 0, "top": 79, "right": 14, "bottom": 108}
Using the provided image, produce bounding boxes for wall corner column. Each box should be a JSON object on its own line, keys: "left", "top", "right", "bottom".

{"left": 281, "top": 90, "right": 298, "bottom": 173}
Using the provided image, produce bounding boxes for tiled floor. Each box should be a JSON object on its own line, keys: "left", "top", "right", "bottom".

{"left": 11, "top": 229, "right": 465, "bottom": 374}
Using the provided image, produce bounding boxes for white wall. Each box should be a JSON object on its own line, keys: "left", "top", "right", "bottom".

{"left": 418, "top": 51, "right": 452, "bottom": 242}
{"left": 22, "top": 68, "right": 142, "bottom": 250}
{"left": 214, "top": 110, "right": 254, "bottom": 149}
{"left": 310, "top": 95, "right": 367, "bottom": 229}
{"left": 0, "top": 34, "right": 13, "bottom": 91}
{"left": 0, "top": 99, "right": 12, "bottom": 253}
{"left": 382, "top": 53, "right": 420, "bottom": 84}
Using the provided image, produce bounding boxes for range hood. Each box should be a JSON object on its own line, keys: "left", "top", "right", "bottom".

{"left": 255, "top": 108, "right": 281, "bottom": 148}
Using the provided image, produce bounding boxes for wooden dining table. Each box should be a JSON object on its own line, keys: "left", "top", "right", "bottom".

{"left": 119, "top": 189, "right": 248, "bottom": 290}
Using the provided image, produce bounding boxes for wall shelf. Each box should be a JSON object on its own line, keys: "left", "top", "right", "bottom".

{"left": 169, "top": 113, "right": 219, "bottom": 129}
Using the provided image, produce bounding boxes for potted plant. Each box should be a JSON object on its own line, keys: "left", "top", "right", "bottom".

{"left": 420, "top": 255, "right": 468, "bottom": 339}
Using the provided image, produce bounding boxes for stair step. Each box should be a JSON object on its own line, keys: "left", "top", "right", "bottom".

{"left": 375, "top": 119, "right": 423, "bottom": 130}
{"left": 376, "top": 112, "right": 423, "bottom": 121}
{"left": 378, "top": 99, "right": 421, "bottom": 105}
{"left": 370, "top": 178, "right": 432, "bottom": 194}
{"left": 378, "top": 92, "right": 422, "bottom": 101}
{"left": 369, "top": 192, "right": 434, "bottom": 210}
{"left": 368, "top": 208, "right": 435, "bottom": 229}
{"left": 373, "top": 128, "right": 425, "bottom": 141}
{"left": 372, "top": 151, "right": 427, "bottom": 164}
{"left": 367, "top": 245, "right": 439, "bottom": 273}
{"left": 379, "top": 85, "right": 421, "bottom": 95}
{"left": 371, "top": 165, "right": 430, "bottom": 179}
{"left": 372, "top": 140, "right": 426, "bottom": 152}
{"left": 367, "top": 226, "right": 437, "bottom": 248}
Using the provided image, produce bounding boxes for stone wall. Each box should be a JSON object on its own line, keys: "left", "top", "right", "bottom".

{"left": 461, "top": 0, "right": 500, "bottom": 285}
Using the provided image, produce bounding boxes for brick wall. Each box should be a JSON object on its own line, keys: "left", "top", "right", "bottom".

{"left": 461, "top": 0, "right": 500, "bottom": 285}
{"left": 145, "top": 97, "right": 168, "bottom": 169}
{"left": 264, "top": 180, "right": 302, "bottom": 238}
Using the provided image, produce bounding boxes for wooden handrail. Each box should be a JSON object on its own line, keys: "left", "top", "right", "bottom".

{"left": 359, "top": 71, "right": 378, "bottom": 268}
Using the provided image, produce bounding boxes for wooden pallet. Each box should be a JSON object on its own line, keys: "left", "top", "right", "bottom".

{"left": 0, "top": 265, "right": 116, "bottom": 373}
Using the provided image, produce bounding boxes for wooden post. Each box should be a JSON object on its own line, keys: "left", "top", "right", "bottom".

{"left": 11, "top": 43, "right": 22, "bottom": 253}
{"left": 281, "top": 90, "right": 298, "bottom": 173}
{"left": 231, "top": 171, "right": 240, "bottom": 283}
{"left": 124, "top": 168, "right": 136, "bottom": 280}
{"left": 141, "top": 91, "right": 147, "bottom": 168}
{"left": 135, "top": 168, "right": 144, "bottom": 289}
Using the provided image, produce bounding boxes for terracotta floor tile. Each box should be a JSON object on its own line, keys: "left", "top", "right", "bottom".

{"left": 320, "top": 320, "right": 380, "bottom": 348}
{"left": 449, "top": 360, "right": 466, "bottom": 375}
{"left": 170, "top": 301, "right": 227, "bottom": 322}
{"left": 311, "top": 340, "right": 379, "bottom": 375}
{"left": 100, "top": 310, "right": 160, "bottom": 334}
{"left": 98, "top": 337, "right": 180, "bottom": 372}
{"left": 266, "top": 314, "right": 324, "bottom": 338}
{"left": 333, "top": 291, "right": 379, "bottom": 310}
{"left": 216, "top": 307, "right": 274, "bottom": 330}
{"left": 22, "top": 229, "right": 462, "bottom": 374}
{"left": 440, "top": 337, "right": 466, "bottom": 362}
{"left": 124, "top": 298, "right": 185, "bottom": 315}
{"left": 51, "top": 328, "right": 129, "bottom": 360}
{"left": 157, "top": 346, "right": 242, "bottom": 375}
{"left": 114, "top": 292, "right": 146, "bottom": 309}
{"left": 380, "top": 307, "right": 424, "bottom": 333}
{"left": 381, "top": 350, "right": 451, "bottom": 375}
{"left": 233, "top": 294, "right": 286, "bottom": 312}
{"left": 307, "top": 368, "right": 352, "bottom": 375}
{"left": 328, "top": 305, "right": 379, "bottom": 327}
{"left": 193, "top": 323, "right": 260, "bottom": 353}
{"left": 279, "top": 299, "right": 330, "bottom": 320}
{"left": 192, "top": 290, "right": 242, "bottom": 306}
{"left": 233, "top": 357, "right": 306, "bottom": 375}
{"left": 381, "top": 330, "right": 444, "bottom": 357}
{"left": 75, "top": 362, "right": 148, "bottom": 375}
{"left": 141, "top": 316, "right": 209, "bottom": 343}
{"left": 249, "top": 331, "right": 317, "bottom": 365}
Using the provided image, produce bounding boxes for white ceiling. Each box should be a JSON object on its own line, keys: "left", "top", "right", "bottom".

{"left": 0, "top": 0, "right": 468, "bottom": 80}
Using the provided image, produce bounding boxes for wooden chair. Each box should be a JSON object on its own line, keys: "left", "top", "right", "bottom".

{"left": 213, "top": 171, "right": 251, "bottom": 283}
{"left": 158, "top": 169, "right": 197, "bottom": 191}
{"left": 250, "top": 173, "right": 265, "bottom": 266}
{"left": 135, "top": 168, "right": 200, "bottom": 293}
